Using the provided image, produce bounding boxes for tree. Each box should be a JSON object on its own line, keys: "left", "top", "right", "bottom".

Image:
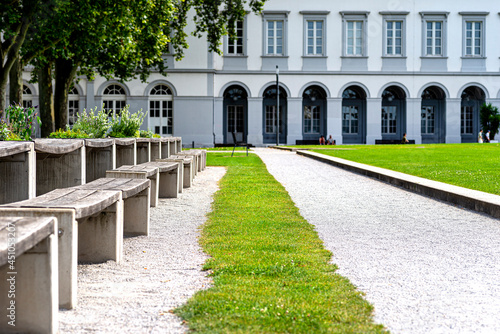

{"left": 480, "top": 103, "right": 500, "bottom": 141}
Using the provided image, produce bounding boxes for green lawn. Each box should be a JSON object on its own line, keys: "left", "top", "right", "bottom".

{"left": 175, "top": 153, "right": 387, "bottom": 333}
{"left": 305, "top": 143, "right": 500, "bottom": 195}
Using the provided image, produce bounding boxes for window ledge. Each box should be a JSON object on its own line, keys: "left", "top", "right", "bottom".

{"left": 420, "top": 56, "right": 448, "bottom": 59}
{"left": 382, "top": 56, "right": 407, "bottom": 59}
{"left": 302, "top": 55, "right": 328, "bottom": 58}
{"left": 223, "top": 55, "right": 248, "bottom": 58}
{"left": 341, "top": 56, "right": 368, "bottom": 59}
{"left": 261, "top": 55, "right": 289, "bottom": 58}
{"left": 461, "top": 56, "right": 486, "bottom": 59}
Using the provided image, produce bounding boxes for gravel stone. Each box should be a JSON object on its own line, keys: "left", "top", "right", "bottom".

{"left": 255, "top": 148, "right": 500, "bottom": 334}
{"left": 59, "top": 166, "right": 226, "bottom": 333}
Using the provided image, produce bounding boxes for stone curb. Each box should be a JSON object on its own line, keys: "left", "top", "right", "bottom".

{"left": 294, "top": 149, "right": 500, "bottom": 219}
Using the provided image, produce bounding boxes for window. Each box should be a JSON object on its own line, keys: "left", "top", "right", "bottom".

{"left": 227, "top": 20, "right": 244, "bottom": 55}
{"left": 342, "top": 106, "right": 359, "bottom": 134}
{"left": 303, "top": 106, "right": 321, "bottom": 134}
{"left": 381, "top": 106, "right": 397, "bottom": 134}
{"left": 262, "top": 11, "right": 289, "bottom": 58}
{"left": 420, "top": 12, "right": 448, "bottom": 57}
{"left": 149, "top": 84, "right": 173, "bottom": 135}
{"left": 380, "top": 12, "right": 408, "bottom": 57}
{"left": 461, "top": 106, "right": 473, "bottom": 134}
{"left": 340, "top": 12, "right": 369, "bottom": 57}
{"left": 103, "top": 84, "right": 126, "bottom": 116}
{"left": 267, "top": 20, "right": 283, "bottom": 55}
{"left": 68, "top": 87, "right": 79, "bottom": 126}
{"left": 307, "top": 21, "right": 323, "bottom": 55}
{"left": 421, "top": 106, "right": 435, "bottom": 134}
{"left": 460, "top": 12, "right": 488, "bottom": 58}
{"left": 265, "top": 105, "right": 283, "bottom": 134}
{"left": 22, "top": 85, "right": 32, "bottom": 108}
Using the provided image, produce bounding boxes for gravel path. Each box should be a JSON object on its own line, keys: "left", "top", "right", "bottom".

{"left": 59, "top": 166, "right": 226, "bottom": 333}
{"left": 255, "top": 148, "right": 500, "bottom": 334}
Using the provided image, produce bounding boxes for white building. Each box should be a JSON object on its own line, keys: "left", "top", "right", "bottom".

{"left": 15, "top": 0, "right": 500, "bottom": 146}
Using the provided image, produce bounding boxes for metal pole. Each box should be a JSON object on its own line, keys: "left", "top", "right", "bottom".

{"left": 276, "top": 65, "right": 279, "bottom": 146}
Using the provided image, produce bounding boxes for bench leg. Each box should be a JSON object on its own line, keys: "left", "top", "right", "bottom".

{"left": 177, "top": 163, "right": 183, "bottom": 193}
{"left": 78, "top": 199, "right": 124, "bottom": 264}
{"left": 0, "top": 234, "right": 58, "bottom": 334}
{"left": 158, "top": 171, "right": 178, "bottom": 198}
{"left": 0, "top": 209, "right": 78, "bottom": 309}
{"left": 183, "top": 165, "right": 192, "bottom": 188}
{"left": 123, "top": 188, "right": 150, "bottom": 236}
{"left": 150, "top": 175, "right": 159, "bottom": 207}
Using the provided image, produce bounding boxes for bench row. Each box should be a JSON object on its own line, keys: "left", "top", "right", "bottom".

{"left": 0, "top": 137, "right": 183, "bottom": 205}
{"left": 0, "top": 152, "right": 207, "bottom": 334}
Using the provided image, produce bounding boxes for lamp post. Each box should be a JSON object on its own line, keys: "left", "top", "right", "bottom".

{"left": 276, "top": 65, "right": 280, "bottom": 146}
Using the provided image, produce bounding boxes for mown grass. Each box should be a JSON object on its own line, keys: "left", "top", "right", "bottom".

{"left": 175, "top": 153, "right": 387, "bottom": 333}
{"left": 306, "top": 143, "right": 500, "bottom": 195}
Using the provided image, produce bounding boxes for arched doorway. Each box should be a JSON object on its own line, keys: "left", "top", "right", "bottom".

{"left": 302, "top": 86, "right": 327, "bottom": 141}
{"left": 223, "top": 85, "right": 248, "bottom": 144}
{"left": 342, "top": 86, "right": 366, "bottom": 144}
{"left": 421, "top": 86, "right": 446, "bottom": 143}
{"left": 263, "top": 85, "right": 287, "bottom": 144}
{"left": 460, "top": 86, "right": 485, "bottom": 143}
{"left": 149, "top": 84, "right": 174, "bottom": 136}
{"left": 381, "top": 86, "right": 406, "bottom": 141}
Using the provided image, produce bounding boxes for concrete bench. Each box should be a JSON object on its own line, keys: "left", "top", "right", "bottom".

{"left": 159, "top": 137, "right": 171, "bottom": 159}
{"left": 136, "top": 138, "right": 151, "bottom": 164}
{"left": 173, "top": 137, "right": 182, "bottom": 153}
{"left": 150, "top": 138, "right": 161, "bottom": 162}
{"left": 0, "top": 216, "right": 58, "bottom": 334}
{"left": 138, "top": 161, "right": 180, "bottom": 198}
{"left": 162, "top": 155, "right": 195, "bottom": 188}
{"left": 0, "top": 188, "right": 123, "bottom": 309}
{"left": 114, "top": 138, "right": 136, "bottom": 168}
{"left": 74, "top": 178, "right": 150, "bottom": 236}
{"left": 34, "top": 138, "right": 86, "bottom": 196}
{"left": 176, "top": 150, "right": 206, "bottom": 173}
{"left": 85, "top": 138, "right": 116, "bottom": 182}
{"left": 0, "top": 141, "right": 36, "bottom": 204}
{"left": 106, "top": 165, "right": 159, "bottom": 207}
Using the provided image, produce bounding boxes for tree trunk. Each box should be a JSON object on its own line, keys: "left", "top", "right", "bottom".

{"left": 54, "top": 58, "right": 79, "bottom": 129}
{"left": 8, "top": 58, "right": 24, "bottom": 106}
{"left": 38, "top": 62, "right": 55, "bottom": 137}
{"left": 0, "top": 79, "right": 7, "bottom": 117}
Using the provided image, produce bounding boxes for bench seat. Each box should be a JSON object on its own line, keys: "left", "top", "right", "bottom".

{"left": 160, "top": 156, "right": 194, "bottom": 188}
{"left": 106, "top": 165, "right": 159, "bottom": 207}
{"left": 74, "top": 178, "right": 150, "bottom": 236}
{"left": 138, "top": 161, "right": 180, "bottom": 199}
{"left": 0, "top": 141, "right": 36, "bottom": 204}
{"left": 0, "top": 188, "right": 123, "bottom": 310}
{"left": 0, "top": 216, "right": 58, "bottom": 334}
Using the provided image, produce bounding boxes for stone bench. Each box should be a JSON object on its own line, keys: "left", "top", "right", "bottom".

{"left": 114, "top": 138, "right": 136, "bottom": 168}
{"left": 0, "top": 141, "right": 36, "bottom": 204}
{"left": 150, "top": 138, "right": 162, "bottom": 162}
{"left": 106, "top": 165, "right": 159, "bottom": 207}
{"left": 0, "top": 188, "right": 123, "bottom": 309}
{"left": 176, "top": 150, "right": 206, "bottom": 173}
{"left": 161, "top": 155, "right": 194, "bottom": 188}
{"left": 74, "top": 178, "right": 150, "bottom": 236}
{"left": 136, "top": 138, "right": 151, "bottom": 164}
{"left": 85, "top": 138, "right": 116, "bottom": 183}
{"left": 34, "top": 138, "right": 86, "bottom": 196}
{"left": 159, "top": 137, "right": 171, "bottom": 159}
{"left": 138, "top": 161, "right": 180, "bottom": 198}
{"left": 0, "top": 216, "right": 58, "bottom": 334}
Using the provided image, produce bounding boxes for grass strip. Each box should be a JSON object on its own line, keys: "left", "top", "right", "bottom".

{"left": 306, "top": 143, "right": 500, "bottom": 195}
{"left": 175, "top": 153, "right": 387, "bottom": 333}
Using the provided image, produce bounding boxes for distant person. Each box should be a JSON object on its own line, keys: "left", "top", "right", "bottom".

{"left": 485, "top": 130, "right": 490, "bottom": 143}
{"left": 478, "top": 130, "right": 483, "bottom": 143}
{"left": 327, "top": 135, "right": 335, "bottom": 145}
{"left": 319, "top": 135, "right": 325, "bottom": 145}
{"left": 401, "top": 133, "right": 409, "bottom": 144}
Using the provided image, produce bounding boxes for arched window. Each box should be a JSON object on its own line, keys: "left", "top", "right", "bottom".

{"left": 103, "top": 84, "right": 126, "bottom": 116}
{"left": 68, "top": 87, "right": 79, "bottom": 126}
{"left": 22, "top": 85, "right": 33, "bottom": 108}
{"left": 302, "top": 86, "right": 326, "bottom": 136}
{"left": 149, "top": 84, "right": 173, "bottom": 135}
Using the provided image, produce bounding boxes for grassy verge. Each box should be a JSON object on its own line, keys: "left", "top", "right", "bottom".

{"left": 306, "top": 143, "right": 500, "bottom": 195}
{"left": 175, "top": 153, "right": 387, "bottom": 333}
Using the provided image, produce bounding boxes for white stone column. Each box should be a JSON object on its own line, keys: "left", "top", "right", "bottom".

{"left": 213, "top": 97, "right": 223, "bottom": 144}
{"left": 406, "top": 98, "right": 422, "bottom": 144}
{"left": 247, "top": 98, "right": 263, "bottom": 146}
{"left": 287, "top": 97, "right": 302, "bottom": 145}
{"left": 366, "top": 98, "right": 382, "bottom": 144}
{"left": 327, "top": 98, "right": 343, "bottom": 145}
{"left": 446, "top": 98, "right": 461, "bottom": 143}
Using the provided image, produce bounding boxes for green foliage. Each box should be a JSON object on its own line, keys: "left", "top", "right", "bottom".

{"left": 176, "top": 153, "right": 387, "bottom": 333}
{"left": 49, "top": 127, "right": 90, "bottom": 138}
{"left": 312, "top": 143, "right": 500, "bottom": 195}
{"left": 4, "top": 104, "right": 41, "bottom": 141}
{"left": 109, "top": 106, "right": 145, "bottom": 137}
{"left": 137, "top": 129, "right": 157, "bottom": 138}
{"left": 0, "top": 120, "right": 10, "bottom": 141}
{"left": 480, "top": 103, "right": 500, "bottom": 140}
{"left": 72, "top": 107, "right": 110, "bottom": 138}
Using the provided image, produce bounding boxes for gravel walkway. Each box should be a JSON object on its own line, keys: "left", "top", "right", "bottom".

{"left": 255, "top": 148, "right": 500, "bottom": 334}
{"left": 59, "top": 166, "right": 226, "bottom": 333}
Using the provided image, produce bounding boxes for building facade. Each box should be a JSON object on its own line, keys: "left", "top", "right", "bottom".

{"left": 13, "top": 0, "right": 500, "bottom": 146}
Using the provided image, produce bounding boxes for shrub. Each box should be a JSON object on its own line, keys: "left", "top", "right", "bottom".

{"left": 137, "top": 129, "right": 160, "bottom": 138}
{"left": 109, "top": 106, "right": 145, "bottom": 137}
{"left": 480, "top": 103, "right": 500, "bottom": 140}
{"left": 72, "top": 107, "right": 110, "bottom": 138}
{"left": 3, "top": 103, "right": 40, "bottom": 141}
{"left": 49, "top": 127, "right": 90, "bottom": 139}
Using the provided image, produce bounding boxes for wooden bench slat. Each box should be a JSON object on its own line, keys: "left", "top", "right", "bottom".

{"left": 139, "top": 162, "right": 178, "bottom": 172}
{"left": 0, "top": 216, "right": 55, "bottom": 266}
{"left": 114, "top": 138, "right": 136, "bottom": 146}
{"left": 77, "top": 178, "right": 150, "bottom": 199}
{"left": 0, "top": 141, "right": 32, "bottom": 158}
{"left": 34, "top": 138, "right": 84, "bottom": 154}
{"left": 3, "top": 188, "right": 121, "bottom": 219}
{"left": 85, "top": 138, "right": 114, "bottom": 148}
{"left": 112, "top": 165, "right": 158, "bottom": 177}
